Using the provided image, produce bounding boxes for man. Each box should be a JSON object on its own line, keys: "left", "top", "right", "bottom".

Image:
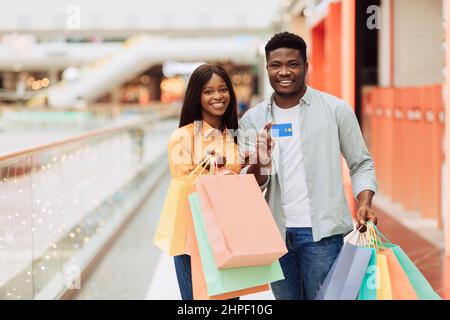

{"left": 238, "top": 32, "right": 378, "bottom": 300}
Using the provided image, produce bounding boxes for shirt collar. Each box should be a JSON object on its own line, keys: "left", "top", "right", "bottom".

{"left": 201, "top": 120, "right": 233, "bottom": 140}
{"left": 267, "top": 85, "right": 313, "bottom": 111}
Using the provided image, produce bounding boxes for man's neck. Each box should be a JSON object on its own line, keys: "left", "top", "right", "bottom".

{"left": 273, "top": 85, "right": 307, "bottom": 109}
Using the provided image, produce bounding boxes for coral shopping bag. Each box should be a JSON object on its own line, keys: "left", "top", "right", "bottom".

{"left": 379, "top": 249, "right": 418, "bottom": 299}
{"left": 371, "top": 223, "right": 441, "bottom": 300}
{"left": 195, "top": 174, "right": 287, "bottom": 268}
{"left": 189, "top": 193, "right": 284, "bottom": 298}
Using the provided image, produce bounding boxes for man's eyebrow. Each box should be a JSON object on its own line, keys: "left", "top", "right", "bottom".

{"left": 268, "top": 58, "right": 301, "bottom": 63}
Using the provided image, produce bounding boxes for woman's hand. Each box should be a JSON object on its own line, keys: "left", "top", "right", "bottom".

{"left": 201, "top": 149, "right": 226, "bottom": 170}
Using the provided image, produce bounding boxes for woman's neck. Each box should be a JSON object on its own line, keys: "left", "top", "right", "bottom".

{"left": 201, "top": 113, "right": 222, "bottom": 130}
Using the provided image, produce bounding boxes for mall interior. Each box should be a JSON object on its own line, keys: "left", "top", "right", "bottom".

{"left": 0, "top": 0, "right": 449, "bottom": 300}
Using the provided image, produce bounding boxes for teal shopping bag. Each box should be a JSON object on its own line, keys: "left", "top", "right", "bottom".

{"left": 357, "top": 248, "right": 377, "bottom": 300}
{"left": 370, "top": 223, "right": 441, "bottom": 300}
{"left": 189, "top": 193, "right": 285, "bottom": 296}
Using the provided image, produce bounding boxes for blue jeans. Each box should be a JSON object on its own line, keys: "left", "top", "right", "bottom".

{"left": 174, "top": 254, "right": 239, "bottom": 300}
{"left": 270, "top": 228, "right": 343, "bottom": 300}
{"left": 174, "top": 255, "right": 193, "bottom": 300}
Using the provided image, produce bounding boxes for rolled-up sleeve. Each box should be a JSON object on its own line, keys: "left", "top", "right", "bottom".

{"left": 336, "top": 102, "right": 378, "bottom": 199}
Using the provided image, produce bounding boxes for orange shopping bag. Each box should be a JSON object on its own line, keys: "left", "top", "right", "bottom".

{"left": 380, "top": 249, "right": 418, "bottom": 300}
{"left": 195, "top": 174, "right": 287, "bottom": 268}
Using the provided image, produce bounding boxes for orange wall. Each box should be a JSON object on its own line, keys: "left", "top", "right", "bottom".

{"left": 309, "top": 21, "right": 325, "bottom": 90}
{"left": 445, "top": 0, "right": 450, "bottom": 257}
{"left": 341, "top": 0, "right": 356, "bottom": 107}
{"left": 325, "top": 2, "right": 342, "bottom": 98}
{"left": 309, "top": 2, "right": 342, "bottom": 98}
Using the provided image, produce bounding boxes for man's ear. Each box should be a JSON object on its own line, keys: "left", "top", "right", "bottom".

{"left": 304, "top": 62, "right": 309, "bottom": 74}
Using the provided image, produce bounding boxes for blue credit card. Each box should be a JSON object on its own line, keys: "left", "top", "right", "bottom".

{"left": 271, "top": 123, "right": 293, "bottom": 137}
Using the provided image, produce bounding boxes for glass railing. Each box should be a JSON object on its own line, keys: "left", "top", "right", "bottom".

{"left": 0, "top": 105, "right": 179, "bottom": 299}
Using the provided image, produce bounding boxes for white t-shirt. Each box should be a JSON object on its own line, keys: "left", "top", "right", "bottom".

{"left": 272, "top": 102, "right": 312, "bottom": 228}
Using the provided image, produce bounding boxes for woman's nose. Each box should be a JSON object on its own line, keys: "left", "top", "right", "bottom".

{"left": 212, "top": 91, "right": 222, "bottom": 100}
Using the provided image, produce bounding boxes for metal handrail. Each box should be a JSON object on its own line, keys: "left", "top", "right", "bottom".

{"left": 0, "top": 106, "right": 179, "bottom": 164}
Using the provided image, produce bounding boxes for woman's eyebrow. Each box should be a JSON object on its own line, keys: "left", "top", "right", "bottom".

{"left": 203, "top": 84, "right": 227, "bottom": 89}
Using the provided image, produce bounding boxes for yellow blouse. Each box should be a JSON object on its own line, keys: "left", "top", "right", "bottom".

{"left": 168, "top": 120, "right": 241, "bottom": 178}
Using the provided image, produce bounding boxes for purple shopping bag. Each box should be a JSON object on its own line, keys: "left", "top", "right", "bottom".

{"left": 315, "top": 243, "right": 373, "bottom": 300}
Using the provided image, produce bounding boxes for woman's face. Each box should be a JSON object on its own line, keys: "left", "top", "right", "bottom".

{"left": 200, "top": 73, "right": 230, "bottom": 119}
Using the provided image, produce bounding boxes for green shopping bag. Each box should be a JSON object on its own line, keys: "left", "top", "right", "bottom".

{"left": 370, "top": 223, "right": 441, "bottom": 300}
{"left": 357, "top": 247, "right": 377, "bottom": 300}
{"left": 189, "top": 193, "right": 285, "bottom": 296}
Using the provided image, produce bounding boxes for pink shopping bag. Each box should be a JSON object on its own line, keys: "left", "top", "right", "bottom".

{"left": 195, "top": 174, "right": 287, "bottom": 269}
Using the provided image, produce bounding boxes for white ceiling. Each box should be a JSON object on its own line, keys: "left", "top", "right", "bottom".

{"left": 0, "top": 0, "right": 288, "bottom": 34}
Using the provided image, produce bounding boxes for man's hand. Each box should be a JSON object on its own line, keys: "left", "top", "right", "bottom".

{"left": 256, "top": 122, "right": 274, "bottom": 167}
{"left": 356, "top": 190, "right": 377, "bottom": 232}
{"left": 244, "top": 122, "right": 274, "bottom": 186}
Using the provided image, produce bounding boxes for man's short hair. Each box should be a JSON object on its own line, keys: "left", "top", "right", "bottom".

{"left": 265, "top": 31, "right": 307, "bottom": 63}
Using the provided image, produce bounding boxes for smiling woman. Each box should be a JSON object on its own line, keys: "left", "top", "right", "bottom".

{"left": 162, "top": 63, "right": 241, "bottom": 300}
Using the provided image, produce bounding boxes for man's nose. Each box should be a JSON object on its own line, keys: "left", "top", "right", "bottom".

{"left": 279, "top": 66, "right": 290, "bottom": 76}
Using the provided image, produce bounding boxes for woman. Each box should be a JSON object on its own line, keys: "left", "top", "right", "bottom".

{"left": 168, "top": 64, "right": 241, "bottom": 300}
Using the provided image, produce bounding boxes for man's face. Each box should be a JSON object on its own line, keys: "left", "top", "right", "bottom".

{"left": 266, "top": 48, "right": 308, "bottom": 97}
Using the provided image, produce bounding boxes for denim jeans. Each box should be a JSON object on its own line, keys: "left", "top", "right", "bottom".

{"left": 174, "top": 254, "right": 239, "bottom": 300}
{"left": 270, "top": 227, "right": 343, "bottom": 300}
{"left": 174, "top": 254, "right": 193, "bottom": 300}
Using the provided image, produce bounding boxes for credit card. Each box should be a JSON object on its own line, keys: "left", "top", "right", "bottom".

{"left": 271, "top": 123, "right": 293, "bottom": 137}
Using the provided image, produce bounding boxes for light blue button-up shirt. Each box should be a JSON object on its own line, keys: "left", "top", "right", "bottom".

{"left": 238, "top": 85, "right": 377, "bottom": 242}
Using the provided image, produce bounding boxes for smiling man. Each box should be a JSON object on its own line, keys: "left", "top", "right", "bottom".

{"left": 238, "top": 32, "right": 378, "bottom": 300}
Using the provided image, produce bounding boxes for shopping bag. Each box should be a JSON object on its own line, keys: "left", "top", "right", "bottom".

{"left": 376, "top": 253, "right": 393, "bottom": 300}
{"left": 380, "top": 249, "right": 418, "bottom": 299}
{"left": 370, "top": 224, "right": 441, "bottom": 300}
{"left": 357, "top": 247, "right": 378, "bottom": 300}
{"left": 357, "top": 223, "right": 393, "bottom": 300}
{"left": 188, "top": 210, "right": 269, "bottom": 300}
{"left": 153, "top": 161, "right": 207, "bottom": 256}
{"left": 195, "top": 174, "right": 287, "bottom": 268}
{"left": 189, "top": 193, "right": 284, "bottom": 297}
{"left": 315, "top": 242, "right": 372, "bottom": 300}
{"left": 364, "top": 224, "right": 441, "bottom": 300}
